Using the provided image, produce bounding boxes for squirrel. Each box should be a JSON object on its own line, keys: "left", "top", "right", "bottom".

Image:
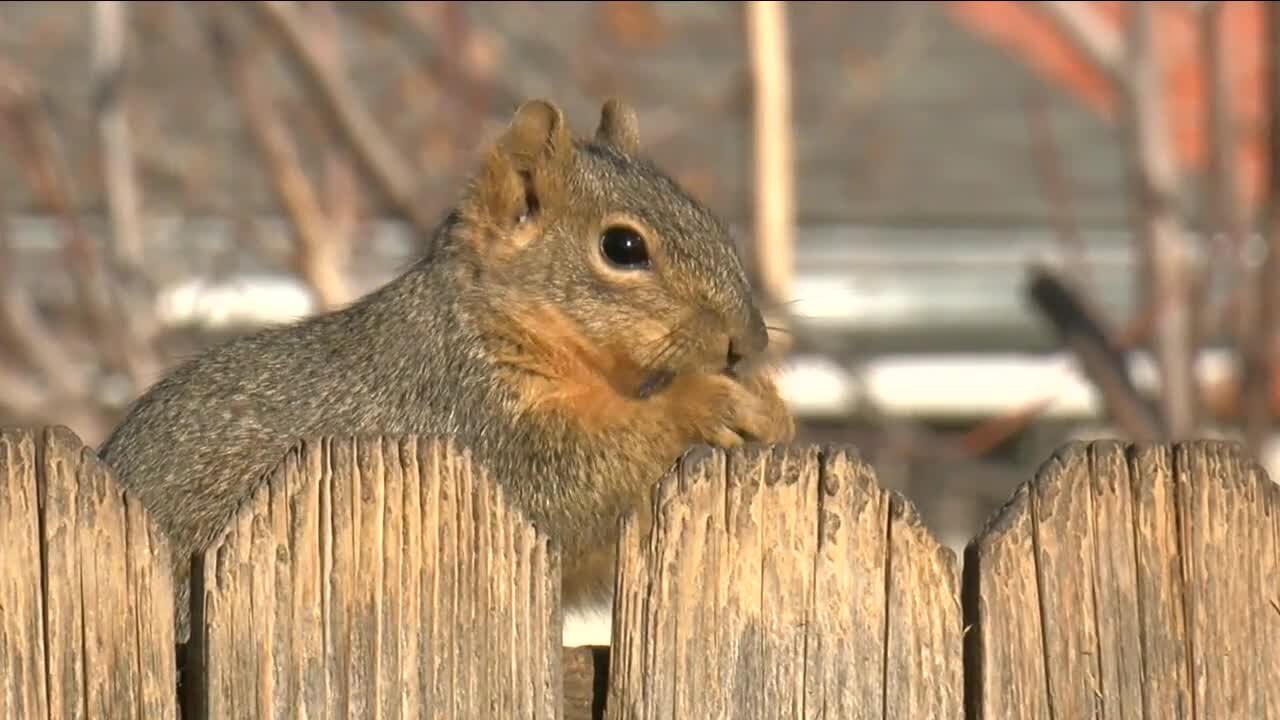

{"left": 98, "top": 97, "right": 796, "bottom": 645}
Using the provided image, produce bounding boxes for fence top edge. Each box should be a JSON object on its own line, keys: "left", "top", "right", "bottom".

{"left": 648, "top": 441, "right": 964, "bottom": 571}
{"left": 965, "top": 437, "right": 1272, "bottom": 558}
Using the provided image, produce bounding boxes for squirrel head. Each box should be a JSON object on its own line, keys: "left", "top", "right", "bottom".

{"left": 452, "top": 98, "right": 771, "bottom": 398}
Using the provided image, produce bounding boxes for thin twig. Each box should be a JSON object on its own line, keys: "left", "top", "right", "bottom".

{"left": 954, "top": 395, "right": 1056, "bottom": 457}
{"left": 435, "top": 2, "right": 495, "bottom": 166}
{"left": 1029, "top": 0, "right": 1197, "bottom": 437}
{"left": 1245, "top": 0, "right": 1280, "bottom": 452}
{"left": 1200, "top": 1, "right": 1259, "bottom": 452}
{"left": 745, "top": 0, "right": 796, "bottom": 331}
{"left": 1026, "top": 264, "right": 1166, "bottom": 441}
{"left": 0, "top": 54, "right": 159, "bottom": 394}
{"left": 1022, "top": 84, "right": 1093, "bottom": 294}
{"left": 250, "top": 0, "right": 438, "bottom": 235}
{"left": 1124, "top": 2, "right": 1198, "bottom": 439}
{"left": 92, "top": 0, "right": 145, "bottom": 271}
{"left": 324, "top": 151, "right": 361, "bottom": 262}
{"left": 206, "top": 4, "right": 353, "bottom": 311}
{"left": 0, "top": 357, "right": 109, "bottom": 443}
{"left": 0, "top": 360, "right": 55, "bottom": 418}
{"left": 0, "top": 212, "right": 86, "bottom": 399}
{"left": 0, "top": 64, "right": 118, "bottom": 362}
{"left": 307, "top": 1, "right": 361, "bottom": 292}
{"left": 1029, "top": 0, "right": 1124, "bottom": 82}
{"left": 91, "top": 0, "right": 161, "bottom": 393}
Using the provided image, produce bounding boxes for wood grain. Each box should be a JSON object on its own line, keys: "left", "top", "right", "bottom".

{"left": 6, "top": 425, "right": 1277, "bottom": 718}
{"left": 605, "top": 443, "right": 963, "bottom": 720}
{"left": 0, "top": 426, "right": 176, "bottom": 720}
{"left": 562, "top": 646, "right": 608, "bottom": 720}
{"left": 964, "top": 439, "right": 1280, "bottom": 719}
{"left": 0, "top": 427, "right": 49, "bottom": 720}
{"left": 185, "top": 434, "right": 564, "bottom": 719}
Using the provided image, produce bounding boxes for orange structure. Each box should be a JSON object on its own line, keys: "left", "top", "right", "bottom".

{"left": 948, "top": 1, "right": 1268, "bottom": 209}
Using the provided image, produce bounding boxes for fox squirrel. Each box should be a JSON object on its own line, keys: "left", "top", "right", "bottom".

{"left": 99, "top": 97, "right": 796, "bottom": 644}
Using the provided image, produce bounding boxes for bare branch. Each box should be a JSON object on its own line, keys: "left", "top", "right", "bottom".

{"left": 1026, "top": 264, "right": 1166, "bottom": 441}
{"left": 1245, "top": 0, "right": 1280, "bottom": 452}
{"left": 207, "top": 5, "right": 354, "bottom": 311}
{"left": 0, "top": 214, "right": 87, "bottom": 399}
{"left": 92, "top": 0, "right": 145, "bottom": 271}
{"left": 0, "top": 53, "right": 159, "bottom": 392}
{"left": 1199, "top": 1, "right": 1249, "bottom": 262}
{"left": 1199, "top": 1, "right": 1260, "bottom": 453}
{"left": 91, "top": 0, "right": 162, "bottom": 395}
{"left": 323, "top": 151, "right": 361, "bottom": 259}
{"left": 1123, "top": 2, "right": 1198, "bottom": 439}
{"left": 0, "top": 360, "right": 55, "bottom": 418}
{"left": 0, "top": 358, "right": 110, "bottom": 445}
{"left": 1033, "top": 0, "right": 1200, "bottom": 438}
{"left": 745, "top": 0, "right": 796, "bottom": 326}
{"left": 1028, "top": 0, "right": 1125, "bottom": 83}
{"left": 250, "top": 0, "right": 439, "bottom": 235}
{"left": 1022, "top": 84, "right": 1093, "bottom": 293}
{"left": 0, "top": 65, "right": 114, "bottom": 351}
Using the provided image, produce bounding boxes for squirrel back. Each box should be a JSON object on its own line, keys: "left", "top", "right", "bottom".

{"left": 99, "top": 98, "right": 795, "bottom": 644}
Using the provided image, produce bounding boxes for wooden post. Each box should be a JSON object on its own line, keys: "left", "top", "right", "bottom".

{"left": 0, "top": 426, "right": 176, "bottom": 719}
{"left": 606, "top": 444, "right": 963, "bottom": 719}
{"left": 183, "top": 434, "right": 564, "bottom": 719}
{"left": 964, "top": 440, "right": 1280, "bottom": 719}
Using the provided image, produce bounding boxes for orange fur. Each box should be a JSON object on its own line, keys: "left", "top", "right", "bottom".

{"left": 488, "top": 303, "right": 641, "bottom": 434}
{"left": 486, "top": 302, "right": 794, "bottom": 448}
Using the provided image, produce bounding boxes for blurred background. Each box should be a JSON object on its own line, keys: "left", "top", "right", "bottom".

{"left": 1, "top": 0, "right": 1277, "bottom": 557}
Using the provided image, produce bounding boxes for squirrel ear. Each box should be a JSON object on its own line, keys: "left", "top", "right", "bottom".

{"left": 594, "top": 98, "right": 640, "bottom": 155}
{"left": 460, "top": 100, "right": 572, "bottom": 247}
{"left": 498, "top": 99, "right": 572, "bottom": 166}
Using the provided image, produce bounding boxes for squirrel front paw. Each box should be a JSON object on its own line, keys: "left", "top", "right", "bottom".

{"left": 666, "top": 369, "right": 796, "bottom": 449}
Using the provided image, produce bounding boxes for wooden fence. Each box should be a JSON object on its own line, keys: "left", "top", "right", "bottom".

{"left": 0, "top": 425, "right": 1277, "bottom": 719}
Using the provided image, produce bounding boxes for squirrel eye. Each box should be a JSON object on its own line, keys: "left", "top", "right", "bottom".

{"left": 599, "top": 226, "right": 651, "bottom": 269}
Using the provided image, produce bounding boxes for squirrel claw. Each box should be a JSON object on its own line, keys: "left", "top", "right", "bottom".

{"left": 708, "top": 425, "right": 746, "bottom": 449}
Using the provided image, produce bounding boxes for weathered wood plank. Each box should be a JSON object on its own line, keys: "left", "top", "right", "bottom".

{"left": 885, "top": 468, "right": 964, "bottom": 716}
{"left": 290, "top": 432, "right": 326, "bottom": 719}
{"left": 187, "top": 434, "right": 563, "bottom": 718}
{"left": 380, "top": 437, "right": 404, "bottom": 720}
{"left": 606, "top": 443, "right": 962, "bottom": 720}
{"left": 1030, "top": 445, "right": 1102, "bottom": 717}
{"left": 79, "top": 448, "right": 139, "bottom": 716}
{"left": 0, "top": 426, "right": 175, "bottom": 720}
{"left": 562, "top": 646, "right": 608, "bottom": 720}
{"left": 1263, "top": 464, "right": 1280, "bottom": 719}
{"left": 963, "top": 482, "right": 1052, "bottom": 719}
{"left": 966, "top": 439, "right": 1279, "bottom": 719}
{"left": 265, "top": 446, "right": 290, "bottom": 716}
{"left": 439, "top": 439, "right": 462, "bottom": 720}
{"left": 1176, "top": 442, "right": 1260, "bottom": 717}
{"left": 0, "top": 429, "right": 49, "bottom": 720}
{"left": 1259, "top": 462, "right": 1280, "bottom": 718}
{"left": 1087, "top": 442, "right": 1144, "bottom": 719}
{"left": 41, "top": 427, "right": 88, "bottom": 720}
{"left": 328, "top": 435, "right": 356, "bottom": 714}
{"left": 350, "top": 436, "right": 384, "bottom": 716}
{"left": 1128, "top": 444, "right": 1192, "bottom": 716}
{"left": 397, "top": 437, "right": 423, "bottom": 719}
{"left": 806, "top": 445, "right": 887, "bottom": 720}
{"left": 718, "top": 445, "right": 765, "bottom": 717}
